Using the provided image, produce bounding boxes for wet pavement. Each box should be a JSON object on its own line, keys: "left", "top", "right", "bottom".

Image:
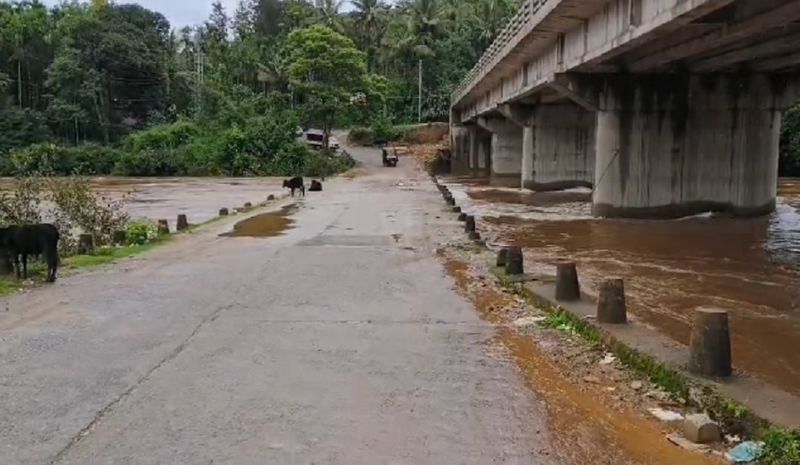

{"left": 0, "top": 154, "right": 556, "bottom": 465}
{"left": 444, "top": 174, "right": 800, "bottom": 395}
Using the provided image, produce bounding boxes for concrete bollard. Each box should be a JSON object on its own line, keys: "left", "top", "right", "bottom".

{"left": 157, "top": 219, "right": 170, "bottom": 235}
{"left": 176, "top": 214, "right": 189, "bottom": 231}
{"left": 78, "top": 234, "right": 95, "bottom": 255}
{"left": 112, "top": 230, "right": 127, "bottom": 245}
{"left": 555, "top": 261, "right": 580, "bottom": 301}
{"left": 267, "top": 194, "right": 275, "bottom": 201}
{"left": 244, "top": 202, "right": 253, "bottom": 208}
{"left": 465, "top": 215, "right": 476, "bottom": 233}
{"left": 458, "top": 213, "right": 467, "bottom": 222}
{"left": 597, "top": 278, "right": 627, "bottom": 324}
{"left": 496, "top": 248, "right": 509, "bottom": 267}
{"left": 219, "top": 208, "right": 229, "bottom": 216}
{"left": 446, "top": 196, "right": 456, "bottom": 206}
{"left": 505, "top": 247, "right": 524, "bottom": 275}
{"left": 452, "top": 206, "right": 462, "bottom": 213}
{"left": 688, "top": 308, "right": 732, "bottom": 378}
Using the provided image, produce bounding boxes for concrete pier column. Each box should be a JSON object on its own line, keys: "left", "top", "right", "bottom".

{"left": 477, "top": 117, "right": 522, "bottom": 182}
{"left": 529, "top": 104, "right": 595, "bottom": 191}
{"left": 521, "top": 125, "right": 535, "bottom": 189}
{"left": 592, "top": 74, "right": 789, "bottom": 218}
{"left": 449, "top": 125, "right": 470, "bottom": 172}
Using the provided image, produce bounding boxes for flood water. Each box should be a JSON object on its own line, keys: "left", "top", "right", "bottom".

{"left": 444, "top": 175, "right": 800, "bottom": 395}
{"left": 221, "top": 205, "right": 297, "bottom": 238}
{"left": 0, "top": 177, "right": 286, "bottom": 229}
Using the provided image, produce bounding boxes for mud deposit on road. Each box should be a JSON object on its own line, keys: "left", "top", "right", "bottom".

{"left": 442, "top": 257, "right": 720, "bottom": 465}
{"left": 221, "top": 205, "right": 297, "bottom": 238}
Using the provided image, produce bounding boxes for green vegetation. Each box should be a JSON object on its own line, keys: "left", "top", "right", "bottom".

{"left": 762, "top": 427, "right": 800, "bottom": 465}
{"left": 0, "top": 0, "right": 522, "bottom": 176}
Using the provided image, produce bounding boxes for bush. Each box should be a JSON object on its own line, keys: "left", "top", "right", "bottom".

{"left": 0, "top": 177, "right": 44, "bottom": 225}
{"left": 48, "top": 177, "right": 129, "bottom": 247}
{"left": 113, "top": 148, "right": 184, "bottom": 176}
{"left": 124, "top": 120, "right": 200, "bottom": 153}
{"left": 304, "top": 151, "right": 356, "bottom": 178}
{"left": 5, "top": 142, "right": 122, "bottom": 176}
{"left": 269, "top": 142, "right": 311, "bottom": 176}
{"left": 347, "top": 126, "right": 374, "bottom": 145}
{"left": 125, "top": 219, "right": 159, "bottom": 245}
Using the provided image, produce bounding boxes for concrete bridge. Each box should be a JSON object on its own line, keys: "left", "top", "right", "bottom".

{"left": 450, "top": 0, "right": 800, "bottom": 218}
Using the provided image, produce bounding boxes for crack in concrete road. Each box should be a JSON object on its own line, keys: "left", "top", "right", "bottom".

{"left": 49, "top": 299, "right": 241, "bottom": 464}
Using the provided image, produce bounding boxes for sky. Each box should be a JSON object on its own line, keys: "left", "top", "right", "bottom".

{"left": 29, "top": 0, "right": 363, "bottom": 29}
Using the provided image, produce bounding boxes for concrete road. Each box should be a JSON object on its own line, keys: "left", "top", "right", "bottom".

{"left": 0, "top": 145, "right": 554, "bottom": 465}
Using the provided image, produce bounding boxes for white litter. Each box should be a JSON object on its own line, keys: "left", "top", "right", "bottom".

{"left": 513, "top": 316, "right": 547, "bottom": 328}
{"left": 648, "top": 407, "right": 685, "bottom": 423}
{"left": 599, "top": 353, "right": 617, "bottom": 365}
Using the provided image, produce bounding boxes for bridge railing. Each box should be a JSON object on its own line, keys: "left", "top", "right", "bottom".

{"left": 452, "top": 0, "right": 544, "bottom": 106}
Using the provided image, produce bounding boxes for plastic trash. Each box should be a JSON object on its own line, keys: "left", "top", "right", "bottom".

{"left": 726, "top": 441, "right": 765, "bottom": 463}
{"left": 648, "top": 407, "right": 684, "bottom": 423}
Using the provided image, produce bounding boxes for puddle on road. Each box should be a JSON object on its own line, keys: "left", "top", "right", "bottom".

{"left": 220, "top": 205, "right": 297, "bottom": 238}
{"left": 443, "top": 259, "right": 718, "bottom": 465}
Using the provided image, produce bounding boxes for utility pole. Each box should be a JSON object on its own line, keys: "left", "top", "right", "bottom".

{"left": 194, "top": 31, "right": 205, "bottom": 118}
{"left": 418, "top": 58, "right": 423, "bottom": 123}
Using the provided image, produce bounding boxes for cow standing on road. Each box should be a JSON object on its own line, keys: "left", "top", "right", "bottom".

{"left": 283, "top": 177, "right": 305, "bottom": 197}
{"left": 0, "top": 224, "right": 60, "bottom": 283}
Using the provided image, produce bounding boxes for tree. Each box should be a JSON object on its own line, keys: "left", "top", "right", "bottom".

{"left": 314, "top": 0, "right": 345, "bottom": 33}
{"left": 284, "top": 25, "right": 367, "bottom": 148}
{"left": 352, "top": 0, "right": 387, "bottom": 72}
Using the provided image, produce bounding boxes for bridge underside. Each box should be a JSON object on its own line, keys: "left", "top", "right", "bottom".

{"left": 451, "top": 0, "right": 800, "bottom": 218}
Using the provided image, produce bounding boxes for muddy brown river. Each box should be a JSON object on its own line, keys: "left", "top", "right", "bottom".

{"left": 1, "top": 177, "right": 286, "bottom": 229}
{"left": 444, "top": 175, "right": 800, "bottom": 396}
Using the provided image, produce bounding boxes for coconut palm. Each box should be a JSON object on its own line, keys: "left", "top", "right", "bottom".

{"left": 315, "top": 0, "right": 345, "bottom": 32}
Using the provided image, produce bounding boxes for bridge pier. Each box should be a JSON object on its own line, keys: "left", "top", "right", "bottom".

{"left": 477, "top": 117, "right": 521, "bottom": 182}
{"left": 591, "top": 74, "right": 795, "bottom": 218}
{"left": 530, "top": 104, "right": 595, "bottom": 191}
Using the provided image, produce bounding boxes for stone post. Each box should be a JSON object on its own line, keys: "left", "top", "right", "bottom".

{"left": 112, "top": 230, "right": 127, "bottom": 245}
{"left": 496, "top": 248, "right": 509, "bottom": 267}
{"left": 505, "top": 247, "right": 524, "bottom": 275}
{"left": 176, "top": 214, "right": 189, "bottom": 231}
{"left": 219, "top": 208, "right": 229, "bottom": 216}
{"left": 688, "top": 308, "right": 732, "bottom": 378}
{"left": 597, "top": 278, "right": 627, "bottom": 324}
{"left": 157, "top": 219, "right": 170, "bottom": 235}
{"left": 555, "top": 261, "right": 580, "bottom": 301}
{"left": 78, "top": 234, "right": 95, "bottom": 255}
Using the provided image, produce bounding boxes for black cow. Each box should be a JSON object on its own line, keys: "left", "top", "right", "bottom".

{"left": 0, "top": 224, "right": 60, "bottom": 283}
{"left": 309, "top": 180, "right": 323, "bottom": 192}
{"left": 283, "top": 177, "right": 305, "bottom": 197}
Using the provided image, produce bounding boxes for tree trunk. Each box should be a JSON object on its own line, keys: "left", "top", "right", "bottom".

{"left": 17, "top": 59, "right": 23, "bottom": 108}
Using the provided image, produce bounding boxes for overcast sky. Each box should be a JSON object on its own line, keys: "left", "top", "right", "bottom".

{"left": 29, "top": 1, "right": 362, "bottom": 29}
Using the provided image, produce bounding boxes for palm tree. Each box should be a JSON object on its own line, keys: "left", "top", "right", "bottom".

{"left": 315, "top": 0, "right": 345, "bottom": 32}
{"left": 352, "top": 0, "right": 386, "bottom": 71}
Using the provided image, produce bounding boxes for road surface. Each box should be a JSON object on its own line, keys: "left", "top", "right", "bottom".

{"left": 0, "top": 144, "right": 554, "bottom": 464}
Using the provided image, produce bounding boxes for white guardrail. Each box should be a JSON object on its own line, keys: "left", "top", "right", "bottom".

{"left": 452, "top": 0, "right": 545, "bottom": 105}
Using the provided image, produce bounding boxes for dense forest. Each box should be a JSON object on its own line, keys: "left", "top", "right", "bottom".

{"left": 0, "top": 0, "right": 520, "bottom": 176}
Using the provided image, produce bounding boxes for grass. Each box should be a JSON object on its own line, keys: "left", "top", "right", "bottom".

{"left": 492, "top": 265, "right": 800, "bottom": 460}
{"left": 495, "top": 269, "right": 691, "bottom": 400}
{"left": 761, "top": 427, "right": 800, "bottom": 465}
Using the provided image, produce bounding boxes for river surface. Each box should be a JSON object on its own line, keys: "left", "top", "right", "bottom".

{"left": 443, "top": 175, "right": 800, "bottom": 396}
{"left": 0, "top": 177, "right": 286, "bottom": 229}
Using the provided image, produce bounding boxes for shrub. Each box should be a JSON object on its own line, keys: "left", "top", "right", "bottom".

{"left": 6, "top": 143, "right": 122, "bottom": 176}
{"left": 113, "top": 148, "right": 184, "bottom": 176}
{"left": 48, "top": 177, "right": 129, "bottom": 246}
{"left": 0, "top": 177, "right": 44, "bottom": 225}
{"left": 125, "top": 219, "right": 159, "bottom": 246}
{"left": 303, "top": 151, "right": 356, "bottom": 178}
{"left": 270, "top": 142, "right": 312, "bottom": 176}
{"left": 347, "top": 126, "right": 374, "bottom": 145}
{"left": 124, "top": 120, "right": 200, "bottom": 153}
